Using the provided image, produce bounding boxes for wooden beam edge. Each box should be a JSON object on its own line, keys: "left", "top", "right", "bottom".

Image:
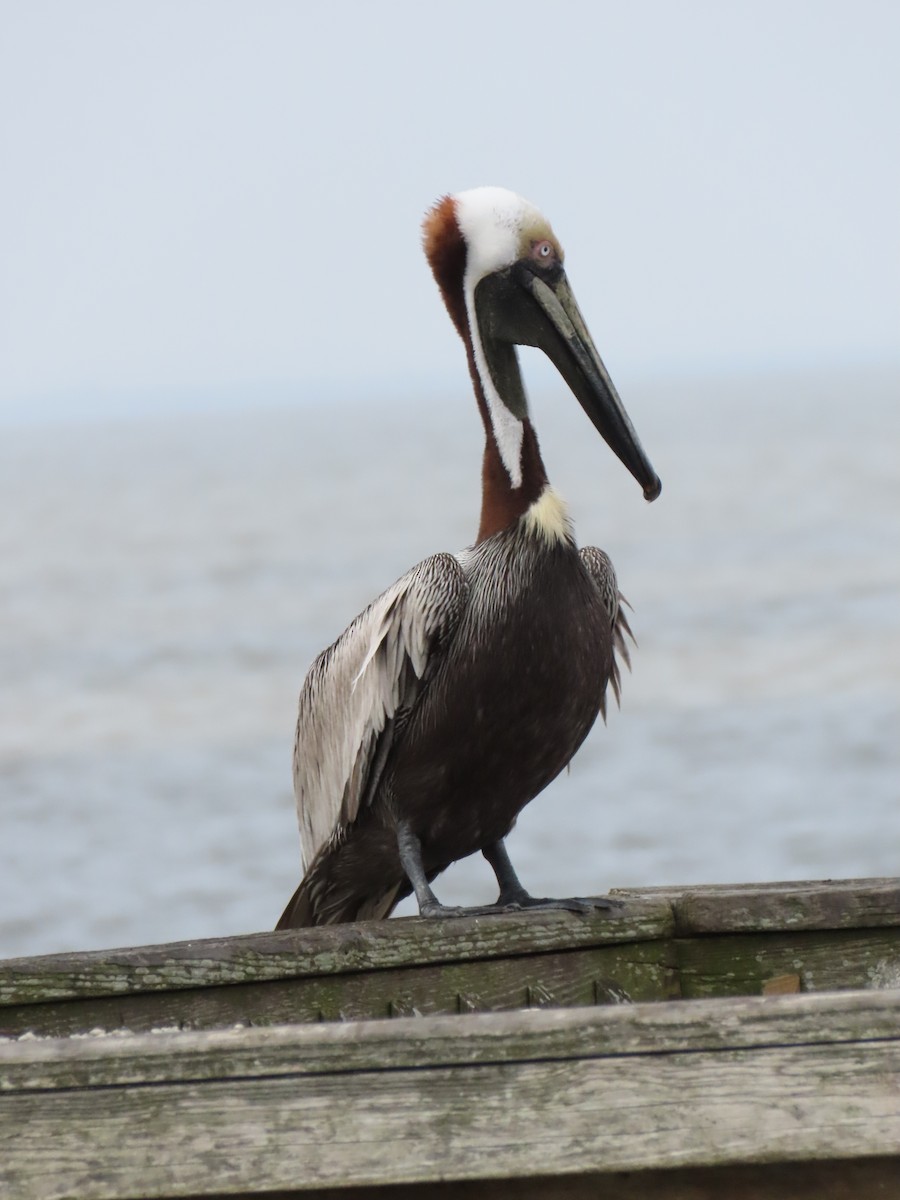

{"left": 0, "top": 901, "right": 675, "bottom": 1007}
{"left": 612, "top": 879, "right": 900, "bottom": 936}
{"left": 2, "top": 988, "right": 899, "bottom": 1094}
{"left": 3, "top": 877, "right": 897, "bottom": 1010}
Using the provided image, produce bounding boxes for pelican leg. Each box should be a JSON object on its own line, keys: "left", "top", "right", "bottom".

{"left": 482, "top": 840, "right": 623, "bottom": 914}
{"left": 397, "top": 822, "right": 534, "bottom": 919}
{"left": 397, "top": 820, "right": 464, "bottom": 918}
{"left": 397, "top": 824, "right": 621, "bottom": 920}
{"left": 481, "top": 840, "right": 532, "bottom": 906}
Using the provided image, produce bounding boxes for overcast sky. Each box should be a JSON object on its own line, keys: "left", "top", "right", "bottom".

{"left": 1, "top": 0, "right": 897, "bottom": 422}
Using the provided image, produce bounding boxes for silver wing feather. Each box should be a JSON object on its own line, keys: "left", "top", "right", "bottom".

{"left": 293, "top": 552, "right": 468, "bottom": 871}
{"left": 579, "top": 545, "right": 635, "bottom": 717}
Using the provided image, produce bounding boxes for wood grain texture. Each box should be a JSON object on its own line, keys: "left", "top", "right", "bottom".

{"left": 2, "top": 1031, "right": 899, "bottom": 1197}
{"left": 613, "top": 878, "right": 900, "bottom": 934}
{"left": 0, "top": 939, "right": 677, "bottom": 1039}
{"left": 3, "top": 977, "right": 900, "bottom": 1197}
{"left": 164, "top": 1159, "right": 900, "bottom": 1200}
{"left": 7, "top": 878, "right": 897, "bottom": 1011}
{"left": 0, "top": 901, "right": 674, "bottom": 1006}
{"left": 676, "top": 928, "right": 900, "bottom": 998}
{"left": 3, "top": 990, "right": 899, "bottom": 1092}
{"left": 3, "top": 879, "right": 900, "bottom": 1039}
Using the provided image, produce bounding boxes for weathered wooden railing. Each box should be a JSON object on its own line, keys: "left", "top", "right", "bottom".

{"left": 3, "top": 878, "right": 899, "bottom": 1036}
{"left": 2, "top": 878, "right": 899, "bottom": 1198}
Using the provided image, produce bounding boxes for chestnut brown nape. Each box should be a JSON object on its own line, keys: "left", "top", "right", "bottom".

{"left": 421, "top": 196, "right": 469, "bottom": 342}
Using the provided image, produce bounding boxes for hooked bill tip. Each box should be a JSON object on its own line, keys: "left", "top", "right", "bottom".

{"left": 643, "top": 477, "right": 662, "bottom": 503}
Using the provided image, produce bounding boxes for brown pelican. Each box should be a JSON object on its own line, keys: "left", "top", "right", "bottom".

{"left": 276, "top": 187, "right": 660, "bottom": 928}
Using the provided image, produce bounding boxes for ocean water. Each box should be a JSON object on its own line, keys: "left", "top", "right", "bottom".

{"left": 1, "top": 366, "right": 898, "bottom": 958}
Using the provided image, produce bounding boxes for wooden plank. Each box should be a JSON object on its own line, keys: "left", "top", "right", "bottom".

{"left": 9, "top": 877, "right": 897, "bottom": 1011}
{"left": 2, "top": 992, "right": 899, "bottom": 1198}
{"left": 0, "top": 901, "right": 674, "bottom": 1007}
{"left": 613, "top": 878, "right": 900, "bottom": 935}
{"left": 3, "top": 881, "right": 899, "bottom": 1040}
{"left": 0, "top": 939, "right": 677, "bottom": 1039}
{"left": 676, "top": 928, "right": 900, "bottom": 998}
{"left": 163, "top": 1159, "right": 900, "bottom": 1200}
{"left": 6, "top": 921, "right": 896, "bottom": 1041}
{"left": 2, "top": 990, "right": 898, "bottom": 1093}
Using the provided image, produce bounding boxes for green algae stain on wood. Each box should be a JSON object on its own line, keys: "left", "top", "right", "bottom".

{"left": 1, "top": 880, "right": 899, "bottom": 1039}
{"left": 675, "top": 929, "right": 900, "bottom": 998}
{"left": 0, "top": 941, "right": 680, "bottom": 1038}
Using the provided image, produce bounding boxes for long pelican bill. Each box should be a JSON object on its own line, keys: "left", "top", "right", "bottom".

{"left": 476, "top": 265, "right": 662, "bottom": 502}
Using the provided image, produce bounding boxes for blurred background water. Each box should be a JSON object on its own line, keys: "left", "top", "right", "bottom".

{"left": 2, "top": 366, "right": 897, "bottom": 957}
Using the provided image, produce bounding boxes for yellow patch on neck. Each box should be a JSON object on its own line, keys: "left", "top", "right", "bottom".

{"left": 522, "top": 486, "right": 573, "bottom": 545}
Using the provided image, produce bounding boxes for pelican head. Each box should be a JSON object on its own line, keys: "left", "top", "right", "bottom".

{"left": 423, "top": 187, "right": 661, "bottom": 502}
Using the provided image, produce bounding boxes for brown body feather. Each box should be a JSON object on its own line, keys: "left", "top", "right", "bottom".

{"left": 277, "top": 524, "right": 630, "bottom": 927}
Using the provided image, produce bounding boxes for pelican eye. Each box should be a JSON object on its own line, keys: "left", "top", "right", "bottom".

{"left": 529, "top": 239, "right": 559, "bottom": 270}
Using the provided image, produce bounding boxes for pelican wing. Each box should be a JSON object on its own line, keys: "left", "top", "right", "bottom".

{"left": 579, "top": 545, "right": 634, "bottom": 716}
{"left": 293, "top": 552, "right": 467, "bottom": 869}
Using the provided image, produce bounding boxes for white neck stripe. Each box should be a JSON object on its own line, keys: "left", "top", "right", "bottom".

{"left": 454, "top": 188, "right": 542, "bottom": 490}
{"left": 465, "top": 281, "right": 524, "bottom": 488}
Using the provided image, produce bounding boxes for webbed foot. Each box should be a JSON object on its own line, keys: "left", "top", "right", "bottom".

{"left": 483, "top": 839, "right": 622, "bottom": 916}
{"left": 420, "top": 894, "right": 623, "bottom": 918}
{"left": 497, "top": 893, "right": 624, "bottom": 914}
